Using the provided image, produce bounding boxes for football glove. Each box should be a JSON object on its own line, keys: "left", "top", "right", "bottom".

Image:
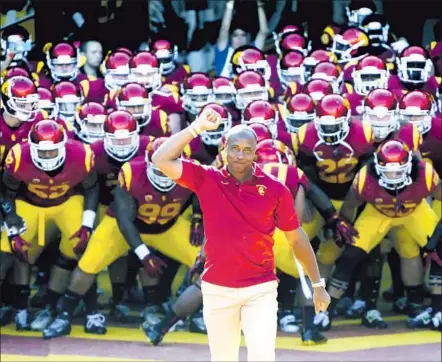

{"left": 70, "top": 226, "right": 92, "bottom": 256}
{"left": 141, "top": 254, "right": 167, "bottom": 278}
{"left": 325, "top": 214, "right": 359, "bottom": 248}
{"left": 190, "top": 213, "right": 204, "bottom": 247}
{"left": 8, "top": 233, "right": 32, "bottom": 263}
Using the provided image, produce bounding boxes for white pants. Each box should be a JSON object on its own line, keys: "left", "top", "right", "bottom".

{"left": 201, "top": 280, "right": 278, "bottom": 362}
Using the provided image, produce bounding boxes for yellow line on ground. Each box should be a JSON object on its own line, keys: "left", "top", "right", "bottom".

{"left": 0, "top": 354, "right": 158, "bottom": 362}
{"left": 1, "top": 325, "right": 440, "bottom": 352}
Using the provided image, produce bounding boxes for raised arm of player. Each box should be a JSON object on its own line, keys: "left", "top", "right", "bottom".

{"left": 152, "top": 108, "right": 222, "bottom": 180}
{"left": 114, "top": 185, "right": 167, "bottom": 277}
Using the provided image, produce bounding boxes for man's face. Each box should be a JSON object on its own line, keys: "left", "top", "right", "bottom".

{"left": 85, "top": 41, "right": 103, "bottom": 68}
{"left": 226, "top": 133, "right": 256, "bottom": 173}
{"left": 231, "top": 29, "right": 249, "bottom": 49}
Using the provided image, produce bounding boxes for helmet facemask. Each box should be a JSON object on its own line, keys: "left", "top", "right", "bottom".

{"left": 30, "top": 133, "right": 67, "bottom": 171}
{"left": 75, "top": 113, "right": 106, "bottom": 144}
{"left": 285, "top": 108, "right": 315, "bottom": 133}
{"left": 399, "top": 106, "right": 433, "bottom": 134}
{"left": 55, "top": 94, "right": 82, "bottom": 125}
{"left": 201, "top": 112, "right": 232, "bottom": 147}
{"left": 235, "top": 85, "right": 268, "bottom": 110}
{"left": 374, "top": 151, "right": 412, "bottom": 190}
{"left": 104, "top": 127, "right": 140, "bottom": 162}
{"left": 117, "top": 97, "right": 152, "bottom": 127}
{"left": 130, "top": 64, "right": 163, "bottom": 91}
{"left": 314, "top": 112, "right": 350, "bottom": 145}
{"left": 146, "top": 153, "right": 176, "bottom": 192}
{"left": 155, "top": 46, "right": 177, "bottom": 75}
{"left": 182, "top": 86, "right": 214, "bottom": 115}
{"left": 363, "top": 106, "right": 399, "bottom": 141}
{"left": 353, "top": 67, "right": 388, "bottom": 95}
{"left": 397, "top": 55, "right": 433, "bottom": 84}
{"left": 47, "top": 52, "right": 80, "bottom": 82}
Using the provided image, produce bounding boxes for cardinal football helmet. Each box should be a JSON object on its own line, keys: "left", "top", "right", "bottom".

{"left": 52, "top": 81, "right": 83, "bottom": 124}
{"left": 46, "top": 42, "right": 80, "bottom": 82}
{"left": 150, "top": 39, "right": 178, "bottom": 75}
{"left": 302, "top": 79, "right": 334, "bottom": 103}
{"left": 330, "top": 28, "right": 370, "bottom": 64}
{"left": 315, "top": 94, "right": 351, "bottom": 145}
{"left": 311, "top": 61, "right": 343, "bottom": 93}
{"left": 75, "top": 101, "right": 107, "bottom": 143}
{"left": 181, "top": 72, "right": 213, "bottom": 115}
{"left": 1, "top": 76, "right": 39, "bottom": 122}
{"left": 103, "top": 110, "right": 140, "bottom": 162}
{"left": 362, "top": 89, "right": 398, "bottom": 140}
{"left": 37, "top": 87, "right": 56, "bottom": 119}
{"left": 303, "top": 49, "right": 338, "bottom": 83}
{"left": 353, "top": 55, "right": 389, "bottom": 95}
{"left": 374, "top": 140, "right": 412, "bottom": 190}
{"left": 129, "top": 51, "right": 162, "bottom": 91}
{"left": 285, "top": 93, "right": 315, "bottom": 133}
{"left": 345, "top": 0, "right": 376, "bottom": 28}
{"left": 212, "top": 76, "right": 236, "bottom": 106}
{"left": 29, "top": 119, "right": 67, "bottom": 171}
{"left": 242, "top": 100, "right": 278, "bottom": 137}
{"left": 230, "top": 46, "right": 271, "bottom": 80}
{"left": 146, "top": 137, "right": 176, "bottom": 192}
{"left": 233, "top": 70, "right": 268, "bottom": 110}
{"left": 398, "top": 90, "right": 435, "bottom": 134}
{"left": 397, "top": 46, "right": 433, "bottom": 84}
{"left": 116, "top": 82, "right": 151, "bottom": 127}
{"left": 103, "top": 51, "right": 131, "bottom": 90}
{"left": 277, "top": 50, "right": 305, "bottom": 88}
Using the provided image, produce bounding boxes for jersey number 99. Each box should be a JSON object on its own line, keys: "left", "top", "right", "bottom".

{"left": 138, "top": 203, "right": 182, "bottom": 225}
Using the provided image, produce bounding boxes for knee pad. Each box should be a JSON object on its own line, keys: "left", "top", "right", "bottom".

{"left": 55, "top": 254, "right": 78, "bottom": 271}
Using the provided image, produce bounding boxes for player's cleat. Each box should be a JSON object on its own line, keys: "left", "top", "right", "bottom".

{"left": 334, "top": 296, "right": 353, "bottom": 317}
{"left": 140, "top": 305, "right": 164, "bottom": 325}
{"left": 0, "top": 305, "right": 15, "bottom": 326}
{"left": 43, "top": 312, "right": 72, "bottom": 339}
{"left": 345, "top": 299, "right": 366, "bottom": 319}
{"left": 431, "top": 311, "right": 441, "bottom": 331}
{"left": 143, "top": 322, "right": 165, "bottom": 346}
{"left": 109, "top": 303, "right": 136, "bottom": 324}
{"left": 189, "top": 310, "right": 207, "bottom": 334}
{"left": 31, "top": 306, "right": 56, "bottom": 331}
{"left": 361, "top": 309, "right": 388, "bottom": 329}
{"left": 407, "top": 307, "right": 433, "bottom": 329}
{"left": 15, "top": 309, "right": 31, "bottom": 331}
{"left": 393, "top": 297, "right": 408, "bottom": 314}
{"left": 278, "top": 309, "right": 300, "bottom": 333}
{"left": 313, "top": 311, "right": 331, "bottom": 331}
{"left": 301, "top": 329, "right": 328, "bottom": 345}
{"left": 84, "top": 312, "right": 107, "bottom": 334}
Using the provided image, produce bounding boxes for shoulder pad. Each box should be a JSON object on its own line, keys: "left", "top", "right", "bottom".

{"left": 82, "top": 143, "right": 95, "bottom": 173}
{"left": 79, "top": 79, "right": 90, "bottom": 97}
{"left": 354, "top": 165, "right": 368, "bottom": 196}
{"left": 425, "top": 162, "right": 440, "bottom": 192}
{"left": 119, "top": 162, "right": 133, "bottom": 191}
{"left": 5, "top": 143, "right": 23, "bottom": 174}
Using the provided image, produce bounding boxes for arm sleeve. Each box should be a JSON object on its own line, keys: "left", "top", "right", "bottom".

{"left": 275, "top": 184, "right": 300, "bottom": 231}
{"left": 175, "top": 159, "right": 208, "bottom": 193}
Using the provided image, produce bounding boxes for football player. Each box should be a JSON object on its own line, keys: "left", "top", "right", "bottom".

{"left": 130, "top": 51, "right": 184, "bottom": 135}
{"left": 1, "top": 77, "right": 47, "bottom": 168}
{"left": 212, "top": 76, "right": 241, "bottom": 124}
{"left": 1, "top": 120, "right": 100, "bottom": 332}
{"left": 389, "top": 46, "right": 440, "bottom": 99}
{"left": 115, "top": 82, "right": 171, "bottom": 138}
{"left": 343, "top": 56, "right": 390, "bottom": 116}
{"left": 322, "top": 140, "right": 442, "bottom": 331}
{"left": 42, "top": 138, "right": 201, "bottom": 339}
{"left": 233, "top": 70, "right": 271, "bottom": 111}
{"left": 296, "top": 94, "right": 375, "bottom": 284}
{"left": 150, "top": 39, "right": 190, "bottom": 86}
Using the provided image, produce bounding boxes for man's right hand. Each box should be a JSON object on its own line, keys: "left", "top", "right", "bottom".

{"left": 4, "top": 212, "right": 27, "bottom": 236}
{"left": 193, "top": 108, "right": 222, "bottom": 132}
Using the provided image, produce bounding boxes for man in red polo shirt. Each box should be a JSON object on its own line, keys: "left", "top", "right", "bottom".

{"left": 152, "top": 109, "right": 330, "bottom": 362}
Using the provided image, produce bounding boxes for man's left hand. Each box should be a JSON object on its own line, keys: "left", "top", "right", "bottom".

{"left": 313, "top": 287, "right": 331, "bottom": 315}
{"left": 70, "top": 226, "right": 92, "bottom": 255}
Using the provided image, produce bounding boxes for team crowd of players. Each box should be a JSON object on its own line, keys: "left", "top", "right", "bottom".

{"left": 0, "top": 2, "right": 441, "bottom": 348}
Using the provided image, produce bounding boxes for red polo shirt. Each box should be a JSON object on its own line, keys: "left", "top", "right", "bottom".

{"left": 176, "top": 159, "right": 300, "bottom": 288}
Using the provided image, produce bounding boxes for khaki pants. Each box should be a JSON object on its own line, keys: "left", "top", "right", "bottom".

{"left": 201, "top": 280, "right": 278, "bottom": 362}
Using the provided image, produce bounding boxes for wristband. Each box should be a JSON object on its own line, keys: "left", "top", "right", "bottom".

{"left": 188, "top": 124, "right": 202, "bottom": 138}
{"left": 1, "top": 201, "right": 13, "bottom": 215}
{"left": 135, "top": 244, "right": 151, "bottom": 260}
{"left": 312, "top": 278, "right": 326, "bottom": 288}
{"left": 82, "top": 210, "right": 96, "bottom": 229}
